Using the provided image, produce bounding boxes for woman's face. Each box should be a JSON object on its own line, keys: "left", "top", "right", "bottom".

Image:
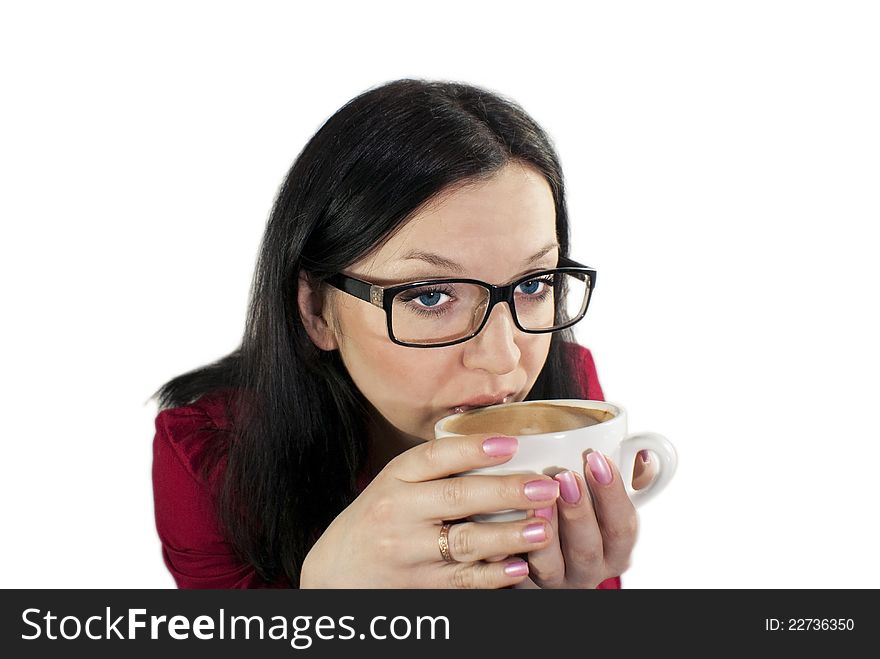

{"left": 317, "top": 162, "right": 559, "bottom": 443}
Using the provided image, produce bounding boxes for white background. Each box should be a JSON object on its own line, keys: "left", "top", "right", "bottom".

{"left": 2, "top": 1, "right": 878, "bottom": 588}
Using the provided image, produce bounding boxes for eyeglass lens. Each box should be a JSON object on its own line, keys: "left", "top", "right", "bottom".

{"left": 390, "top": 272, "right": 590, "bottom": 345}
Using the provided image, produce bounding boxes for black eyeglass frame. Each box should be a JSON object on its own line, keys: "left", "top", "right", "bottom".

{"left": 324, "top": 255, "right": 597, "bottom": 348}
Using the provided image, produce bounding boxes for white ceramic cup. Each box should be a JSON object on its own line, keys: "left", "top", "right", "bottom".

{"left": 434, "top": 399, "right": 678, "bottom": 522}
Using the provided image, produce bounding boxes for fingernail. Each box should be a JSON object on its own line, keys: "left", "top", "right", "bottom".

{"left": 524, "top": 479, "right": 559, "bottom": 501}
{"left": 482, "top": 436, "right": 518, "bottom": 457}
{"left": 587, "top": 452, "right": 613, "bottom": 485}
{"left": 555, "top": 470, "right": 581, "bottom": 504}
{"left": 638, "top": 449, "right": 651, "bottom": 464}
{"left": 534, "top": 507, "right": 553, "bottom": 520}
{"left": 503, "top": 560, "right": 529, "bottom": 577}
{"left": 522, "top": 522, "right": 547, "bottom": 543}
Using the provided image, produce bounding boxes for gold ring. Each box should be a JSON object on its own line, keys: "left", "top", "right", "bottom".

{"left": 438, "top": 522, "right": 455, "bottom": 563}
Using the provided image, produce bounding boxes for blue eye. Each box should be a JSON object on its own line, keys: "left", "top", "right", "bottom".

{"left": 416, "top": 292, "right": 443, "bottom": 307}
{"left": 397, "top": 286, "right": 456, "bottom": 316}
{"left": 519, "top": 280, "right": 542, "bottom": 295}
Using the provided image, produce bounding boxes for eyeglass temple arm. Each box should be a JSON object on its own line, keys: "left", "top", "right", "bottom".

{"left": 326, "top": 273, "right": 385, "bottom": 308}
{"left": 558, "top": 255, "right": 589, "bottom": 269}
{"left": 558, "top": 256, "right": 597, "bottom": 286}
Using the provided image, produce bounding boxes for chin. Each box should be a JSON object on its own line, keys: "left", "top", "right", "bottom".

{"left": 419, "top": 418, "right": 445, "bottom": 442}
{"left": 403, "top": 423, "right": 434, "bottom": 444}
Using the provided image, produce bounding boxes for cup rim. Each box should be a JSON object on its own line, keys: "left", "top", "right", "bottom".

{"left": 434, "top": 399, "right": 623, "bottom": 438}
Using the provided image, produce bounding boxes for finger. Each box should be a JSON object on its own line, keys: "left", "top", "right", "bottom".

{"left": 387, "top": 434, "right": 520, "bottom": 483}
{"left": 553, "top": 469, "right": 606, "bottom": 587}
{"left": 433, "top": 518, "right": 553, "bottom": 564}
{"left": 522, "top": 505, "right": 565, "bottom": 588}
{"left": 410, "top": 473, "right": 560, "bottom": 521}
{"left": 631, "top": 451, "right": 658, "bottom": 490}
{"left": 581, "top": 452, "right": 638, "bottom": 578}
{"left": 440, "top": 558, "right": 531, "bottom": 589}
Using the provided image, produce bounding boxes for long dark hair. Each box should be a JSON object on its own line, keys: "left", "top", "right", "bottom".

{"left": 152, "top": 78, "right": 592, "bottom": 586}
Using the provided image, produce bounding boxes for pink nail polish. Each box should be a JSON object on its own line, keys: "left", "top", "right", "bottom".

{"left": 534, "top": 507, "right": 553, "bottom": 520}
{"left": 522, "top": 523, "right": 546, "bottom": 543}
{"left": 523, "top": 479, "right": 559, "bottom": 501}
{"left": 482, "top": 436, "right": 518, "bottom": 457}
{"left": 555, "top": 471, "right": 581, "bottom": 504}
{"left": 504, "top": 560, "right": 529, "bottom": 577}
{"left": 587, "top": 452, "right": 613, "bottom": 485}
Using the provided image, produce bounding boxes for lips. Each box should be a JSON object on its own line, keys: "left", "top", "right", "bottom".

{"left": 450, "top": 393, "right": 515, "bottom": 415}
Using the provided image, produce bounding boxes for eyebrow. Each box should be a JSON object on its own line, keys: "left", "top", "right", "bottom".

{"left": 399, "top": 242, "right": 560, "bottom": 274}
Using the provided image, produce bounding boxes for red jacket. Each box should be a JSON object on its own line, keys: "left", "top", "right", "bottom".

{"left": 152, "top": 343, "right": 621, "bottom": 589}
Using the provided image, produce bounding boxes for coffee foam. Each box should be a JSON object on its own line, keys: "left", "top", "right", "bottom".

{"left": 444, "top": 401, "right": 615, "bottom": 436}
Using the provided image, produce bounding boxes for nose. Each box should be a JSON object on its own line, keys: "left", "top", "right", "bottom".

{"left": 461, "top": 301, "right": 520, "bottom": 373}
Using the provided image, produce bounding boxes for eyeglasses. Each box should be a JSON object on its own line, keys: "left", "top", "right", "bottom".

{"left": 324, "top": 255, "right": 596, "bottom": 348}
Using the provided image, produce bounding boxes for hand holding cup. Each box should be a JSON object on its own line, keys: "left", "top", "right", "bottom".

{"left": 434, "top": 399, "right": 677, "bottom": 588}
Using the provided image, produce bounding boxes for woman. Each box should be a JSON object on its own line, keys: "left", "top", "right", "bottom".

{"left": 151, "top": 78, "right": 654, "bottom": 588}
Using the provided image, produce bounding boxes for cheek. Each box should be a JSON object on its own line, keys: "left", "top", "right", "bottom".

{"left": 520, "top": 334, "right": 553, "bottom": 374}
{"left": 368, "top": 342, "right": 447, "bottom": 394}
{"left": 347, "top": 338, "right": 455, "bottom": 440}
{"left": 337, "top": 304, "right": 448, "bottom": 399}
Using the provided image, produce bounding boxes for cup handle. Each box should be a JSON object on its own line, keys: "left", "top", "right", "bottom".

{"left": 618, "top": 432, "right": 678, "bottom": 507}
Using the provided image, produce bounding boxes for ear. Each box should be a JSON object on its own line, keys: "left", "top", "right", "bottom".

{"left": 297, "top": 271, "right": 339, "bottom": 351}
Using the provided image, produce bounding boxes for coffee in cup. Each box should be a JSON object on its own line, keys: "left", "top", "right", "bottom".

{"left": 442, "top": 401, "right": 615, "bottom": 436}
